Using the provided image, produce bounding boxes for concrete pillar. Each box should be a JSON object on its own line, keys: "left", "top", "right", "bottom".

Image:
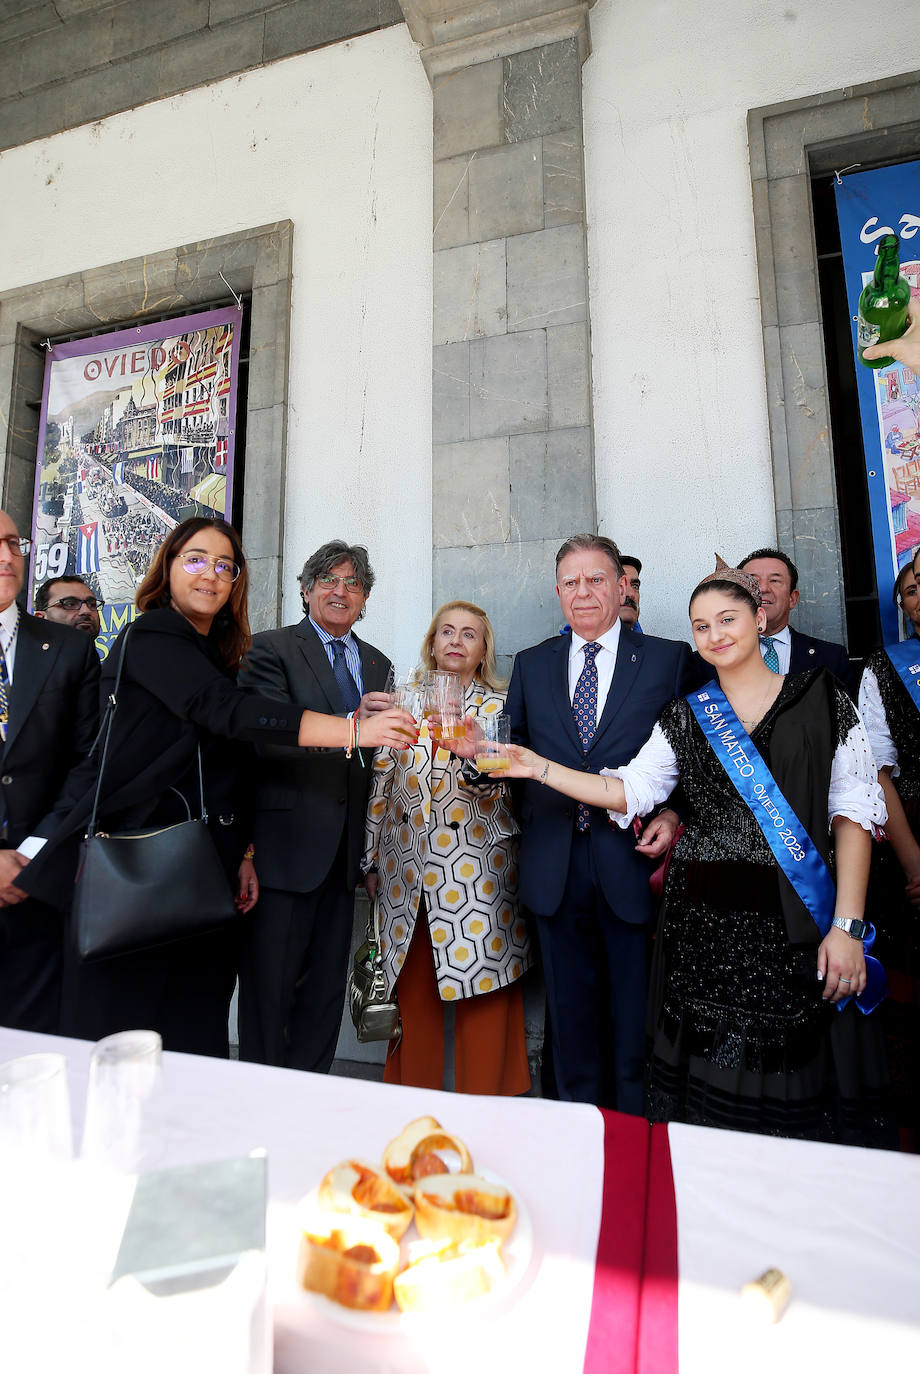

{"left": 402, "top": 1, "right": 598, "bottom": 666}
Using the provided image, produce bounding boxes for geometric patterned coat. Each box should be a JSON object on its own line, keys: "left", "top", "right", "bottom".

{"left": 361, "top": 681, "right": 533, "bottom": 1002}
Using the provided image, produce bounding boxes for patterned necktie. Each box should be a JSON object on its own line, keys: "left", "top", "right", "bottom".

{"left": 0, "top": 612, "right": 16, "bottom": 745}
{"left": 331, "top": 639, "right": 361, "bottom": 714}
{"left": 0, "top": 647, "right": 8, "bottom": 743}
{"left": 573, "top": 642, "right": 600, "bottom": 832}
{"left": 761, "top": 636, "right": 780, "bottom": 673}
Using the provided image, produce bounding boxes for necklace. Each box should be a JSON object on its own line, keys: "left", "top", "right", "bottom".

{"left": 725, "top": 679, "right": 780, "bottom": 731}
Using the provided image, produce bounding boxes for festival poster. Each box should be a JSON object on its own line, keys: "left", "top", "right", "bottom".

{"left": 31, "top": 306, "right": 240, "bottom": 657}
{"left": 834, "top": 162, "right": 920, "bottom": 644}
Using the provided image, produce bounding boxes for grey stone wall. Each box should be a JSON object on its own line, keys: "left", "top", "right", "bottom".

{"left": 0, "top": 0, "right": 403, "bottom": 151}
{"left": 431, "top": 34, "right": 595, "bottom": 661}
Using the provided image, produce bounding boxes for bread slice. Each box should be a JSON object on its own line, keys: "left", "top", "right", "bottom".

{"left": 297, "top": 1212, "right": 400, "bottom": 1311}
{"left": 383, "top": 1116, "right": 473, "bottom": 1187}
{"left": 318, "top": 1160, "right": 414, "bottom": 1241}
{"left": 393, "top": 1239, "right": 505, "bottom": 1313}
{"left": 413, "top": 1173, "right": 517, "bottom": 1248}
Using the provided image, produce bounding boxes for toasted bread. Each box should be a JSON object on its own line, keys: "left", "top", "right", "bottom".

{"left": 393, "top": 1239, "right": 505, "bottom": 1313}
{"left": 297, "top": 1213, "right": 400, "bottom": 1312}
{"left": 318, "top": 1159, "right": 414, "bottom": 1240}
{"left": 413, "top": 1173, "right": 517, "bottom": 1248}
{"left": 382, "top": 1116, "right": 444, "bottom": 1186}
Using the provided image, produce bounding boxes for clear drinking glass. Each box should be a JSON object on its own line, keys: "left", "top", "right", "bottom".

{"left": 474, "top": 712, "right": 511, "bottom": 773}
{"left": 81, "top": 1029, "right": 163, "bottom": 1173}
{"left": 0, "top": 1052, "right": 73, "bottom": 1164}
{"left": 424, "top": 670, "right": 464, "bottom": 742}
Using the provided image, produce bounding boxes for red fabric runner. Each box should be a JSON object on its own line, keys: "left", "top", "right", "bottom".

{"left": 583, "top": 1108, "right": 651, "bottom": 1374}
{"left": 583, "top": 1114, "right": 679, "bottom": 1374}
{"left": 636, "top": 1124, "right": 679, "bottom": 1374}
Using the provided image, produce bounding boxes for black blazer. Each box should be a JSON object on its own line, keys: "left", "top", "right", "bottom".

{"left": 506, "top": 626, "right": 691, "bottom": 922}
{"left": 17, "top": 608, "right": 302, "bottom": 908}
{"left": 238, "top": 618, "right": 391, "bottom": 892}
{"left": 2, "top": 611, "right": 100, "bottom": 847}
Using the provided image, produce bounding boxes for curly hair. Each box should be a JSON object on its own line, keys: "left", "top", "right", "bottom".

{"left": 135, "top": 517, "right": 251, "bottom": 671}
{"left": 298, "top": 540, "right": 374, "bottom": 620}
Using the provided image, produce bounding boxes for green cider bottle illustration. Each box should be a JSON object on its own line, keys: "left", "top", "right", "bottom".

{"left": 857, "top": 233, "right": 911, "bottom": 370}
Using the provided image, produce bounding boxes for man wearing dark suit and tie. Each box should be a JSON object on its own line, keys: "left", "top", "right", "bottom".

{"left": 237, "top": 540, "right": 393, "bottom": 1073}
{"left": 739, "top": 547, "right": 856, "bottom": 696}
{"left": 0, "top": 509, "right": 99, "bottom": 1032}
{"left": 507, "top": 534, "right": 691, "bottom": 1112}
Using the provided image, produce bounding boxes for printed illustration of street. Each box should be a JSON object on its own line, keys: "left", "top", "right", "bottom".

{"left": 32, "top": 311, "right": 237, "bottom": 653}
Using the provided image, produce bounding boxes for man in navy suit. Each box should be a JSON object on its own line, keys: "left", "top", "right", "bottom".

{"left": 739, "top": 548, "right": 855, "bottom": 695}
{"left": 506, "top": 534, "right": 691, "bottom": 1112}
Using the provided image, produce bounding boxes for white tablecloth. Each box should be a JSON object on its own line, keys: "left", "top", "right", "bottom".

{"left": 669, "top": 1122, "right": 920, "bottom": 1372}
{"left": 0, "top": 1028, "right": 605, "bottom": 1374}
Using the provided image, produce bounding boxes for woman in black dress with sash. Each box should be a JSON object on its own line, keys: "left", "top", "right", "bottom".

{"left": 859, "top": 560, "right": 920, "bottom": 1152}
{"left": 506, "top": 561, "right": 892, "bottom": 1145}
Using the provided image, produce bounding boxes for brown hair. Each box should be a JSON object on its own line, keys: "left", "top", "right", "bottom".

{"left": 420, "top": 600, "right": 505, "bottom": 692}
{"left": 135, "top": 517, "right": 251, "bottom": 671}
{"left": 688, "top": 578, "right": 760, "bottom": 617}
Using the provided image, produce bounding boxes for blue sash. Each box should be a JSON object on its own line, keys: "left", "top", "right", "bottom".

{"left": 686, "top": 682, "right": 886, "bottom": 1014}
{"left": 885, "top": 638, "right": 920, "bottom": 713}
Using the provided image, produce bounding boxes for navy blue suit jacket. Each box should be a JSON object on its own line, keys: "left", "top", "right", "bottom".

{"left": 788, "top": 627, "right": 855, "bottom": 696}
{"left": 506, "top": 627, "right": 691, "bottom": 923}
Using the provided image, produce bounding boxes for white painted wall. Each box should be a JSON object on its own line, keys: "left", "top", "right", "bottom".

{"left": 0, "top": 25, "right": 433, "bottom": 671}
{"left": 584, "top": 0, "right": 903, "bottom": 643}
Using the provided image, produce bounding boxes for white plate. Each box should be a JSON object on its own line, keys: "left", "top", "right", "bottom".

{"left": 294, "top": 1169, "right": 535, "bottom": 1331}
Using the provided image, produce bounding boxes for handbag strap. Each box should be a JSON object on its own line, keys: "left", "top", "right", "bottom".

{"left": 85, "top": 617, "right": 207, "bottom": 838}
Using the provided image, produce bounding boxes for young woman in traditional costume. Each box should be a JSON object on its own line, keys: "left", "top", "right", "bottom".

{"left": 506, "top": 559, "right": 893, "bottom": 1145}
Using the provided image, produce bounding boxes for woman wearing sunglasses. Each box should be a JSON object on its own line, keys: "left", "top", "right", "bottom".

{"left": 15, "top": 517, "right": 414, "bottom": 1057}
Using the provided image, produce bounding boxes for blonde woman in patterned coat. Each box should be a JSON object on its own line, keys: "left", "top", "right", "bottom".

{"left": 363, "top": 601, "right": 533, "bottom": 1094}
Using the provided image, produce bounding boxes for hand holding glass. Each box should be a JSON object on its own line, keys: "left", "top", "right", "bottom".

{"left": 475, "top": 713, "right": 511, "bottom": 773}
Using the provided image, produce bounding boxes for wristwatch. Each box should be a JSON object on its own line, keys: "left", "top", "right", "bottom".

{"left": 831, "top": 916, "right": 868, "bottom": 940}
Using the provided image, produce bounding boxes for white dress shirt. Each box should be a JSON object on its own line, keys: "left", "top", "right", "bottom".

{"left": 0, "top": 601, "right": 20, "bottom": 680}
{"left": 601, "top": 715, "right": 886, "bottom": 834}
{"left": 760, "top": 624, "right": 791, "bottom": 674}
{"left": 567, "top": 620, "right": 622, "bottom": 729}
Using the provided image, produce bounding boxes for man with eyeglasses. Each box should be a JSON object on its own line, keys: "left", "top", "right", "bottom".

{"left": 0, "top": 509, "right": 100, "bottom": 1033}
{"left": 34, "top": 576, "right": 103, "bottom": 638}
{"left": 237, "top": 539, "right": 393, "bottom": 1073}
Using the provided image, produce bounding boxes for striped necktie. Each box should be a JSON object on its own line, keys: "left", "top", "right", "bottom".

{"left": 573, "top": 642, "right": 600, "bottom": 832}
{"left": 761, "top": 636, "right": 780, "bottom": 673}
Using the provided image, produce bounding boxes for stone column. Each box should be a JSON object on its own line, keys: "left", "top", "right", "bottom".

{"left": 402, "top": 1, "right": 598, "bottom": 666}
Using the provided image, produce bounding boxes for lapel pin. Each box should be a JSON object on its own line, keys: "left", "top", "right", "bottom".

{"left": 42, "top": 643, "right": 50, "bottom": 651}
{"left": 631, "top": 653, "right": 637, "bottom": 662}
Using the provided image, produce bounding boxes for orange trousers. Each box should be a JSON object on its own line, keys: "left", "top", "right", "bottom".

{"left": 384, "top": 910, "right": 531, "bottom": 1096}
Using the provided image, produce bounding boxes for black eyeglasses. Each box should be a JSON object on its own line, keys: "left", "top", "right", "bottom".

{"left": 0, "top": 536, "right": 31, "bottom": 557}
{"left": 47, "top": 595, "right": 104, "bottom": 612}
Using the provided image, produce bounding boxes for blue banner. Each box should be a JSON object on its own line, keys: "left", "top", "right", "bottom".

{"left": 687, "top": 682, "right": 886, "bottom": 1014}
{"left": 834, "top": 163, "right": 920, "bottom": 644}
{"left": 885, "top": 638, "right": 920, "bottom": 715}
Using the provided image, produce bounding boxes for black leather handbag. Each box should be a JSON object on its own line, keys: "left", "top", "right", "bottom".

{"left": 72, "top": 624, "right": 237, "bottom": 963}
